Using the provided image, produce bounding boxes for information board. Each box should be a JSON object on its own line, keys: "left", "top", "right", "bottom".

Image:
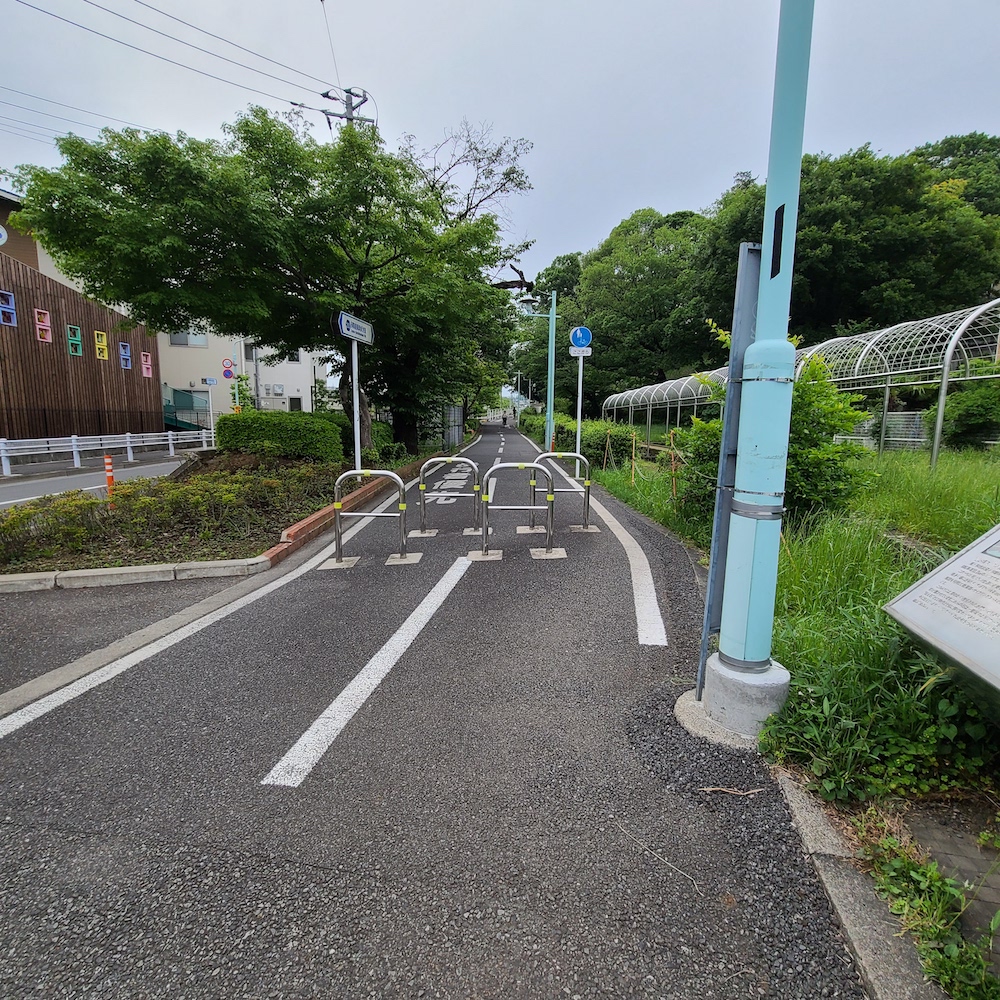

{"left": 884, "top": 523, "right": 1000, "bottom": 685}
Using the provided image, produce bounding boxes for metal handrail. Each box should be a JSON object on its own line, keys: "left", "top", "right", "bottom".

{"left": 418, "top": 456, "right": 481, "bottom": 531}
{"left": 333, "top": 469, "right": 408, "bottom": 563}
{"left": 535, "top": 451, "right": 592, "bottom": 529}
{"left": 480, "top": 461, "right": 555, "bottom": 555}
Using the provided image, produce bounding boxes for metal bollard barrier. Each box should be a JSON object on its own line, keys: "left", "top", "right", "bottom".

{"left": 536, "top": 451, "right": 592, "bottom": 529}
{"left": 481, "top": 462, "right": 555, "bottom": 555}
{"left": 418, "top": 456, "right": 481, "bottom": 531}
{"left": 332, "top": 469, "right": 408, "bottom": 563}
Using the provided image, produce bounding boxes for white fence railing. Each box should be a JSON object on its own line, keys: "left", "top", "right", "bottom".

{"left": 0, "top": 429, "right": 215, "bottom": 476}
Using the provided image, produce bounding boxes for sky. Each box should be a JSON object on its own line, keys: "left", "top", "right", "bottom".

{"left": 3, "top": 0, "right": 999, "bottom": 280}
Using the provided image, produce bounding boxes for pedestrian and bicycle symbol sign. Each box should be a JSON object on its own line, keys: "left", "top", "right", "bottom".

{"left": 569, "top": 326, "right": 592, "bottom": 348}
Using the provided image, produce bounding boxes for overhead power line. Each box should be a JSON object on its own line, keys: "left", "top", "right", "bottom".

{"left": 0, "top": 99, "right": 106, "bottom": 132}
{"left": 318, "top": 0, "right": 343, "bottom": 91}
{"left": 12, "top": 0, "right": 304, "bottom": 106}
{"left": 0, "top": 114, "right": 66, "bottom": 137}
{"left": 75, "top": 0, "right": 336, "bottom": 98}
{"left": 132, "top": 0, "right": 342, "bottom": 93}
{"left": 0, "top": 85, "right": 154, "bottom": 130}
{"left": 0, "top": 126, "right": 57, "bottom": 146}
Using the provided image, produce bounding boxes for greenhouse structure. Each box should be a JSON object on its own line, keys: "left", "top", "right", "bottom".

{"left": 601, "top": 299, "right": 1000, "bottom": 465}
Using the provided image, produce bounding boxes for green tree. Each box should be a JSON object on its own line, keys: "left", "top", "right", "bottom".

{"left": 10, "top": 109, "right": 523, "bottom": 452}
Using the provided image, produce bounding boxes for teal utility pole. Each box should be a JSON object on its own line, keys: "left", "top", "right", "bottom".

{"left": 545, "top": 291, "right": 557, "bottom": 449}
{"left": 521, "top": 292, "right": 559, "bottom": 448}
{"left": 703, "top": 0, "right": 815, "bottom": 736}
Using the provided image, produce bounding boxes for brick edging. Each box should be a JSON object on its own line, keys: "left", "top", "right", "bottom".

{"left": 260, "top": 455, "right": 436, "bottom": 568}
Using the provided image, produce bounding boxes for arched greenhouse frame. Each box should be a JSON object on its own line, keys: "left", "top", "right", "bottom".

{"left": 602, "top": 299, "right": 1000, "bottom": 465}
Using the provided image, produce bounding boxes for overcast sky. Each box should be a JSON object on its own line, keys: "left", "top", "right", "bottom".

{"left": 3, "top": 0, "right": 999, "bottom": 279}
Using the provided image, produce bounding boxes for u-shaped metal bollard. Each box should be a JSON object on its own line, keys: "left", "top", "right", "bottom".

{"left": 332, "top": 469, "right": 408, "bottom": 563}
{"left": 418, "top": 456, "right": 481, "bottom": 531}
{"left": 480, "top": 462, "right": 555, "bottom": 555}
{"left": 535, "top": 451, "right": 592, "bottom": 529}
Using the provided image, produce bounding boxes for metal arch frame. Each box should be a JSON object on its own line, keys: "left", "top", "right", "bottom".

{"left": 418, "top": 456, "right": 481, "bottom": 531}
{"left": 600, "top": 300, "right": 1000, "bottom": 463}
{"left": 333, "top": 469, "right": 408, "bottom": 563}
{"left": 931, "top": 298, "right": 1000, "bottom": 467}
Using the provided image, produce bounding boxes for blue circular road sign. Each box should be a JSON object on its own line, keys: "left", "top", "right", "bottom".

{"left": 570, "top": 326, "right": 592, "bottom": 348}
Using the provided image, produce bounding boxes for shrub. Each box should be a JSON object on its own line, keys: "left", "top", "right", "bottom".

{"left": 371, "top": 420, "right": 394, "bottom": 451}
{"left": 925, "top": 379, "right": 1000, "bottom": 450}
{"left": 216, "top": 411, "right": 344, "bottom": 462}
{"left": 312, "top": 410, "right": 354, "bottom": 457}
{"left": 668, "top": 356, "right": 868, "bottom": 528}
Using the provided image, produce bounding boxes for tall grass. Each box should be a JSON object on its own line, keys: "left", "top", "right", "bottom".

{"left": 593, "top": 447, "right": 1000, "bottom": 802}
{"left": 761, "top": 516, "right": 998, "bottom": 801}
{"left": 850, "top": 450, "right": 1000, "bottom": 550}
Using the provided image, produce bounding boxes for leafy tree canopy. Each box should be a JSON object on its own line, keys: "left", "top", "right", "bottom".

{"left": 9, "top": 109, "right": 528, "bottom": 448}
{"left": 519, "top": 134, "right": 1000, "bottom": 408}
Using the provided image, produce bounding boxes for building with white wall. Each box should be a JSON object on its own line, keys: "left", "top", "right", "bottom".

{"left": 157, "top": 331, "right": 328, "bottom": 429}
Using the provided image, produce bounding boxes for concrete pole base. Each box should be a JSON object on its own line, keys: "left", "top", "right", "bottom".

{"left": 703, "top": 652, "right": 790, "bottom": 739}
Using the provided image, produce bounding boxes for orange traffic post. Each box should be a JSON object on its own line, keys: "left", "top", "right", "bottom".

{"left": 104, "top": 454, "right": 114, "bottom": 503}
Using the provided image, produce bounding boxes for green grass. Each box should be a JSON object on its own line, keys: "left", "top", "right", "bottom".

{"left": 850, "top": 450, "right": 1000, "bottom": 550}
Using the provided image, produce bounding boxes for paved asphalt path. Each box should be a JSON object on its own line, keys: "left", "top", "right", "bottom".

{"left": 0, "top": 424, "right": 867, "bottom": 999}
{"left": 0, "top": 459, "right": 184, "bottom": 508}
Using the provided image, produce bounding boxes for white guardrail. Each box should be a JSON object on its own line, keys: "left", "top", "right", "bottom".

{"left": 0, "top": 429, "right": 215, "bottom": 476}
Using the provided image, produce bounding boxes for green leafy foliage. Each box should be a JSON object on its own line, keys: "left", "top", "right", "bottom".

{"left": 216, "top": 411, "right": 344, "bottom": 462}
{"left": 9, "top": 109, "right": 523, "bottom": 451}
{"left": 760, "top": 517, "right": 999, "bottom": 802}
{"left": 667, "top": 356, "right": 869, "bottom": 529}
{"left": 518, "top": 411, "right": 636, "bottom": 466}
{"left": 925, "top": 378, "right": 1000, "bottom": 450}
{"left": 515, "top": 135, "right": 1000, "bottom": 397}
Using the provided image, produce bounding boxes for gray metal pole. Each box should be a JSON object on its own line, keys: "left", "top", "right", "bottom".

{"left": 878, "top": 383, "right": 890, "bottom": 456}
{"left": 575, "top": 355, "right": 584, "bottom": 478}
{"left": 352, "top": 339, "right": 362, "bottom": 470}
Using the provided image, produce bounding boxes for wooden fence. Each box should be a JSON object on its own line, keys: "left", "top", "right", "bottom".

{"left": 0, "top": 253, "right": 163, "bottom": 438}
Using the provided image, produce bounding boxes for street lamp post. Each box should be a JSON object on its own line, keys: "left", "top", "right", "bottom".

{"left": 519, "top": 293, "right": 558, "bottom": 449}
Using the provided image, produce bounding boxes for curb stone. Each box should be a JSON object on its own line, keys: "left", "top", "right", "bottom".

{"left": 0, "top": 455, "right": 436, "bottom": 592}
{"left": 674, "top": 690, "right": 945, "bottom": 1000}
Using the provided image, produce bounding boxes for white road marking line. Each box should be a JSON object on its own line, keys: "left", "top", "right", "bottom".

{"left": 262, "top": 556, "right": 472, "bottom": 787}
{"left": 525, "top": 436, "right": 668, "bottom": 646}
{"left": 0, "top": 487, "right": 412, "bottom": 741}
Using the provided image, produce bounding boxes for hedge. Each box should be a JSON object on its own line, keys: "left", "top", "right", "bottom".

{"left": 518, "top": 411, "right": 637, "bottom": 467}
{"left": 216, "top": 411, "right": 344, "bottom": 462}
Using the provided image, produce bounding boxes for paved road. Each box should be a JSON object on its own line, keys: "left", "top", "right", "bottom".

{"left": 0, "top": 459, "right": 184, "bottom": 508}
{"left": 0, "top": 424, "right": 866, "bottom": 999}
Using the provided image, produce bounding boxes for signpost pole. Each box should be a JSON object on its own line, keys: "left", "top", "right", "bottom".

{"left": 338, "top": 311, "right": 374, "bottom": 471}
{"left": 352, "top": 339, "right": 361, "bottom": 470}
{"left": 575, "top": 355, "right": 584, "bottom": 478}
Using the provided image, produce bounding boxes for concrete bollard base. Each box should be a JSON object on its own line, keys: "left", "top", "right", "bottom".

{"left": 703, "top": 653, "right": 790, "bottom": 738}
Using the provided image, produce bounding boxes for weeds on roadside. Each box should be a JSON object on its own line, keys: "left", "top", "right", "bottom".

{"left": 854, "top": 808, "right": 1000, "bottom": 999}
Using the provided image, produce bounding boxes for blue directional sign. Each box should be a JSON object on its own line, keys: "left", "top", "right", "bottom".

{"left": 569, "top": 326, "right": 592, "bottom": 349}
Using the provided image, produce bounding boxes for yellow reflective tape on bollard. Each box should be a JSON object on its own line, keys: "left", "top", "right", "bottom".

{"left": 529, "top": 480, "right": 536, "bottom": 486}
{"left": 334, "top": 502, "right": 343, "bottom": 509}
{"left": 547, "top": 494, "right": 555, "bottom": 502}
{"left": 482, "top": 495, "right": 490, "bottom": 502}
{"left": 518, "top": 464, "right": 525, "bottom": 469}
{"left": 419, "top": 483, "right": 426, "bottom": 490}
{"left": 399, "top": 503, "right": 406, "bottom": 510}
{"left": 557, "top": 452, "right": 564, "bottom": 458}
{"left": 584, "top": 480, "right": 591, "bottom": 486}
{"left": 362, "top": 471, "right": 372, "bottom": 477}
{"left": 473, "top": 484, "right": 480, "bottom": 491}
